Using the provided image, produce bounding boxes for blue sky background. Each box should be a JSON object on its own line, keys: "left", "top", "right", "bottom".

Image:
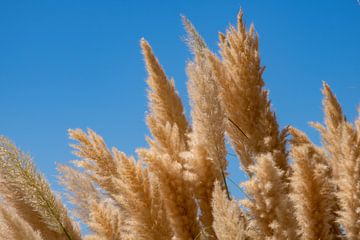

{"left": 0, "top": 0, "right": 359, "bottom": 198}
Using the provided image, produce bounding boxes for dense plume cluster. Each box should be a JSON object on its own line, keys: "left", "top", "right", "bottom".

{"left": 1, "top": 9, "right": 359, "bottom": 240}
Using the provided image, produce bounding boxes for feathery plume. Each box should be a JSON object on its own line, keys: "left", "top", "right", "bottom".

{"left": 212, "top": 181, "right": 247, "bottom": 240}
{"left": 312, "top": 82, "right": 360, "bottom": 239}
{"left": 241, "top": 153, "right": 297, "bottom": 239}
{"left": 111, "top": 149, "right": 172, "bottom": 240}
{"left": 68, "top": 128, "right": 171, "bottom": 239}
{"left": 289, "top": 127, "right": 339, "bottom": 239}
{"left": 182, "top": 15, "right": 207, "bottom": 54}
{"left": 57, "top": 164, "right": 101, "bottom": 222}
{"left": 69, "top": 128, "right": 119, "bottom": 196}
{"left": 85, "top": 200, "right": 124, "bottom": 240}
{"left": 334, "top": 122, "right": 360, "bottom": 239}
{"left": 311, "top": 82, "right": 346, "bottom": 180}
{"left": 0, "top": 205, "right": 44, "bottom": 240}
{"left": 141, "top": 38, "right": 190, "bottom": 149}
{"left": 138, "top": 128, "right": 200, "bottom": 240}
{"left": 0, "top": 136, "right": 81, "bottom": 240}
{"left": 216, "top": 10, "right": 288, "bottom": 174}
{"left": 140, "top": 37, "right": 200, "bottom": 239}
{"left": 182, "top": 16, "right": 228, "bottom": 238}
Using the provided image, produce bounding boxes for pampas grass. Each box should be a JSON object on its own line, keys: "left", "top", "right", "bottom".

{"left": 1, "top": 8, "right": 360, "bottom": 240}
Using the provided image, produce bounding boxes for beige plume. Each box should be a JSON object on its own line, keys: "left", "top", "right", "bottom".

{"left": 216, "top": 10, "right": 288, "bottom": 174}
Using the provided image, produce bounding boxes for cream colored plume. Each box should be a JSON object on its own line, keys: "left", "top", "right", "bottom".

{"left": 138, "top": 131, "right": 200, "bottom": 240}
{"left": 242, "top": 153, "right": 297, "bottom": 239}
{"left": 85, "top": 200, "right": 124, "bottom": 240}
{"left": 0, "top": 136, "right": 81, "bottom": 240}
{"left": 68, "top": 128, "right": 171, "bottom": 240}
{"left": 311, "top": 82, "right": 346, "bottom": 180}
{"left": 139, "top": 36, "right": 200, "bottom": 239}
{"left": 215, "top": 10, "right": 288, "bottom": 174}
{"left": 141, "top": 38, "right": 190, "bottom": 150}
{"left": 212, "top": 181, "right": 247, "bottom": 240}
{"left": 182, "top": 16, "right": 228, "bottom": 238}
{"left": 0, "top": 205, "right": 43, "bottom": 240}
{"left": 289, "top": 127, "right": 339, "bottom": 239}
{"left": 57, "top": 164, "right": 101, "bottom": 223}
{"left": 69, "top": 128, "right": 119, "bottom": 196}
{"left": 111, "top": 149, "right": 172, "bottom": 240}
{"left": 312, "top": 82, "right": 360, "bottom": 239}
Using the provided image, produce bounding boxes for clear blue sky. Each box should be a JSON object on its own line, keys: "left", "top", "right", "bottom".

{"left": 0, "top": 1, "right": 359, "bottom": 197}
